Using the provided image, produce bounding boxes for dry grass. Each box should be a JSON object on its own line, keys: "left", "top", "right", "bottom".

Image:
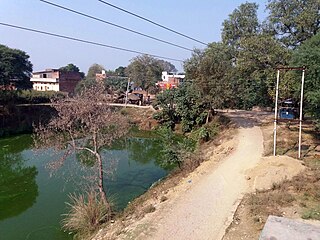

{"left": 224, "top": 119, "right": 320, "bottom": 240}
{"left": 62, "top": 190, "right": 112, "bottom": 239}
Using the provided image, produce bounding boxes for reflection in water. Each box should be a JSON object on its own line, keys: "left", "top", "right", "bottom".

{"left": 126, "top": 138, "right": 162, "bottom": 165}
{"left": 0, "top": 134, "right": 167, "bottom": 239}
{"left": 0, "top": 137, "right": 38, "bottom": 221}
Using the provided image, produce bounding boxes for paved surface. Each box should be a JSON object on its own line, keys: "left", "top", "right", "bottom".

{"left": 260, "top": 215, "right": 320, "bottom": 240}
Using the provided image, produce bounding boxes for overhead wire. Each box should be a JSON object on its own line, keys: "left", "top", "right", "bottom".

{"left": 0, "top": 22, "right": 184, "bottom": 62}
{"left": 39, "top": 0, "right": 193, "bottom": 52}
{"left": 97, "top": 0, "right": 208, "bottom": 47}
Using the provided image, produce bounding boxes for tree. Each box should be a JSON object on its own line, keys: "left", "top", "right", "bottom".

{"left": 235, "top": 34, "right": 292, "bottom": 108}
{"left": 126, "top": 55, "right": 176, "bottom": 93}
{"left": 86, "top": 63, "right": 104, "bottom": 80}
{"left": 153, "top": 89, "right": 177, "bottom": 129}
{"left": 34, "top": 85, "right": 129, "bottom": 209}
{"left": 267, "top": 0, "right": 320, "bottom": 48}
{"left": 222, "top": 2, "right": 260, "bottom": 49}
{"left": 115, "top": 66, "right": 127, "bottom": 77}
{"left": 153, "top": 82, "right": 209, "bottom": 132}
{"left": 59, "top": 63, "right": 85, "bottom": 79}
{"left": 290, "top": 33, "right": 320, "bottom": 125}
{"left": 0, "top": 44, "right": 33, "bottom": 89}
{"left": 174, "top": 82, "right": 209, "bottom": 132}
{"left": 184, "top": 43, "right": 235, "bottom": 110}
{"left": 157, "top": 59, "right": 177, "bottom": 73}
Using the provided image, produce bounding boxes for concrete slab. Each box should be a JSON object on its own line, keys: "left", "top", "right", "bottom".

{"left": 259, "top": 215, "right": 320, "bottom": 240}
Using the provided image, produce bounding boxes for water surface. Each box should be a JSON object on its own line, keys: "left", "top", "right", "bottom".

{"left": 0, "top": 134, "right": 166, "bottom": 240}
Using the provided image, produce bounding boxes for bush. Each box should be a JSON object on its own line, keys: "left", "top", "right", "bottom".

{"left": 155, "top": 127, "right": 196, "bottom": 170}
{"left": 62, "top": 190, "right": 112, "bottom": 239}
{"left": 0, "top": 90, "right": 66, "bottom": 105}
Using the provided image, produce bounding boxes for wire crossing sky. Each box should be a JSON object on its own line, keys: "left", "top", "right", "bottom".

{"left": 0, "top": 0, "right": 268, "bottom": 72}
{"left": 97, "top": 0, "right": 208, "bottom": 46}
{"left": 40, "top": 0, "right": 193, "bottom": 52}
{"left": 0, "top": 22, "right": 184, "bottom": 63}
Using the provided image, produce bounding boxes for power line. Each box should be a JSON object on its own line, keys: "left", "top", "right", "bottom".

{"left": 97, "top": 0, "right": 208, "bottom": 47}
{"left": 0, "top": 22, "right": 184, "bottom": 62}
{"left": 39, "top": 0, "right": 193, "bottom": 52}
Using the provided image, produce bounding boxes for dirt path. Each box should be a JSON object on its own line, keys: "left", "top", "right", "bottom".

{"left": 115, "top": 111, "right": 265, "bottom": 240}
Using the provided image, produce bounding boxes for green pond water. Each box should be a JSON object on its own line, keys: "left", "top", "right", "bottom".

{"left": 0, "top": 134, "right": 167, "bottom": 240}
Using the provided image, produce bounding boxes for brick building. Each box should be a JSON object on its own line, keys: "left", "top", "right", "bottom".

{"left": 156, "top": 71, "right": 185, "bottom": 90}
{"left": 31, "top": 69, "right": 82, "bottom": 94}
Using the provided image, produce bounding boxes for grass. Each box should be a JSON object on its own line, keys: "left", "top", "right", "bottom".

{"left": 61, "top": 190, "right": 112, "bottom": 239}
{"left": 302, "top": 206, "right": 320, "bottom": 220}
{"left": 246, "top": 121, "right": 320, "bottom": 228}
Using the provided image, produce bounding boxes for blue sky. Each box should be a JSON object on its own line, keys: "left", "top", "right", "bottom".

{"left": 0, "top": 0, "right": 268, "bottom": 73}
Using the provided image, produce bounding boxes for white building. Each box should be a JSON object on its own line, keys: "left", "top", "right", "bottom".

{"left": 30, "top": 69, "right": 82, "bottom": 93}
{"left": 161, "top": 71, "right": 185, "bottom": 82}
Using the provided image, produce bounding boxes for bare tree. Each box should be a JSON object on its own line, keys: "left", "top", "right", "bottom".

{"left": 33, "top": 86, "right": 129, "bottom": 208}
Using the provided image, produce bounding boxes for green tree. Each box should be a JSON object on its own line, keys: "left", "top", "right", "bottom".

{"left": 267, "top": 0, "right": 320, "bottom": 48}
{"left": 104, "top": 76, "right": 128, "bottom": 93}
{"left": 185, "top": 43, "right": 235, "bottom": 110}
{"left": 86, "top": 63, "right": 104, "bottom": 79}
{"left": 174, "top": 82, "right": 208, "bottom": 132}
{"left": 59, "top": 63, "right": 85, "bottom": 79}
{"left": 235, "top": 34, "right": 291, "bottom": 108}
{"left": 222, "top": 2, "right": 260, "bottom": 49}
{"left": 153, "top": 82, "right": 209, "bottom": 132}
{"left": 126, "top": 55, "right": 176, "bottom": 93}
{"left": 153, "top": 89, "right": 177, "bottom": 129}
{"left": 115, "top": 66, "right": 127, "bottom": 77}
{"left": 0, "top": 44, "right": 33, "bottom": 89}
{"left": 290, "top": 33, "right": 320, "bottom": 125}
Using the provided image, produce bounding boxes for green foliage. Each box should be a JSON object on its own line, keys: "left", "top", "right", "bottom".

{"left": 190, "top": 121, "right": 219, "bottom": 143}
{"left": 222, "top": 2, "right": 260, "bottom": 48}
{"left": 0, "top": 44, "right": 33, "bottom": 89}
{"left": 153, "top": 89, "right": 178, "bottom": 129}
{"left": 126, "top": 55, "right": 176, "bottom": 93}
{"left": 0, "top": 89, "right": 66, "bottom": 105}
{"left": 153, "top": 82, "right": 209, "bottom": 132}
{"left": 75, "top": 78, "right": 98, "bottom": 94}
{"left": 86, "top": 63, "right": 104, "bottom": 80}
{"left": 174, "top": 82, "right": 209, "bottom": 132}
{"left": 104, "top": 76, "right": 128, "bottom": 93}
{"left": 155, "top": 127, "right": 196, "bottom": 170}
{"left": 302, "top": 206, "right": 320, "bottom": 220}
{"left": 114, "top": 66, "right": 127, "bottom": 77}
{"left": 267, "top": 0, "right": 320, "bottom": 48}
{"left": 184, "top": 43, "right": 235, "bottom": 109}
{"left": 59, "top": 63, "right": 85, "bottom": 79}
{"left": 290, "top": 33, "right": 320, "bottom": 123}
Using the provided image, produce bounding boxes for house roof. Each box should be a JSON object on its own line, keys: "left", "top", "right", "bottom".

{"left": 32, "top": 69, "right": 59, "bottom": 74}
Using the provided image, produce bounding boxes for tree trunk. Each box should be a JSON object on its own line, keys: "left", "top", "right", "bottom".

{"left": 96, "top": 152, "right": 111, "bottom": 212}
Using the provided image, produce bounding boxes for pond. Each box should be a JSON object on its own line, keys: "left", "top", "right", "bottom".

{"left": 0, "top": 134, "right": 167, "bottom": 240}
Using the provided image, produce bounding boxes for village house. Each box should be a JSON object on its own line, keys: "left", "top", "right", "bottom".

{"left": 156, "top": 71, "right": 185, "bottom": 90}
{"left": 30, "top": 69, "right": 82, "bottom": 94}
{"left": 95, "top": 69, "right": 107, "bottom": 81}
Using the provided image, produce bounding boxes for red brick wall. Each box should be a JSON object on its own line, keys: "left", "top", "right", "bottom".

{"left": 59, "top": 72, "right": 82, "bottom": 94}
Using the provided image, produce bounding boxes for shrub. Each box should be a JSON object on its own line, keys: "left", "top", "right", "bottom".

{"left": 302, "top": 206, "right": 320, "bottom": 220}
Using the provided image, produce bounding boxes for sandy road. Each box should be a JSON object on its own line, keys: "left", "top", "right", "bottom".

{"left": 108, "top": 111, "right": 266, "bottom": 240}
{"left": 144, "top": 111, "right": 264, "bottom": 240}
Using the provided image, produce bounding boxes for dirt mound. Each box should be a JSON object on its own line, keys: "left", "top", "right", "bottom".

{"left": 246, "top": 155, "right": 305, "bottom": 191}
